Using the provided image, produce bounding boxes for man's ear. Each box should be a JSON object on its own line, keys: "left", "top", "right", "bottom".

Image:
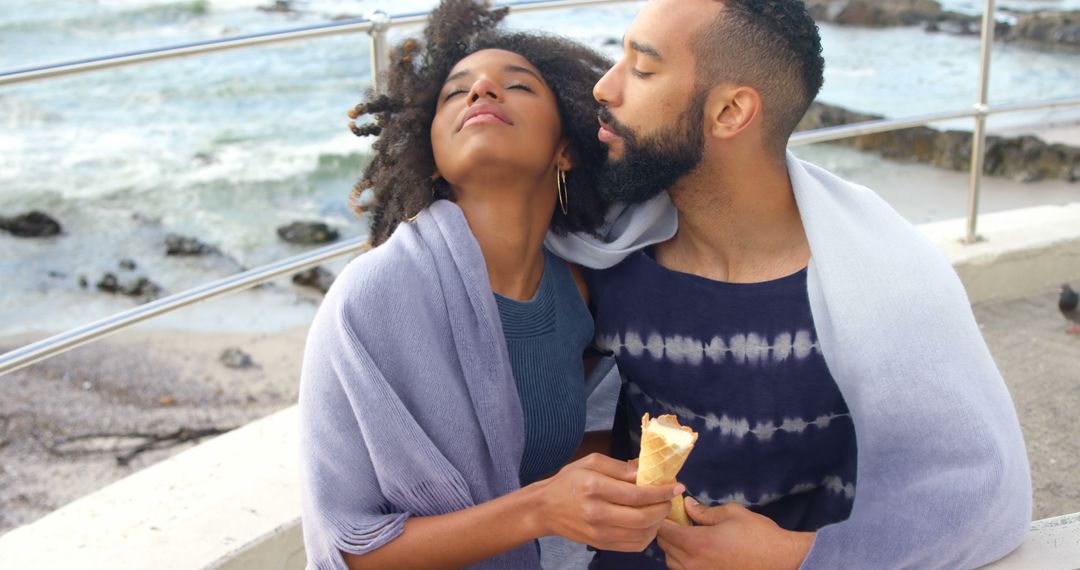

{"left": 705, "top": 85, "right": 762, "bottom": 140}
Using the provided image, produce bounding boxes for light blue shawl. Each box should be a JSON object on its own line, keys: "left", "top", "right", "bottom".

{"left": 298, "top": 200, "right": 539, "bottom": 569}
{"left": 545, "top": 152, "right": 1032, "bottom": 569}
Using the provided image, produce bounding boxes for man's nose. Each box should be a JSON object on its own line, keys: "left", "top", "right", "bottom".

{"left": 593, "top": 65, "right": 620, "bottom": 106}
{"left": 468, "top": 77, "right": 501, "bottom": 105}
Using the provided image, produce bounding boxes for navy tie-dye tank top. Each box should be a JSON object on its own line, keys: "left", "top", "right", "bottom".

{"left": 586, "top": 248, "right": 857, "bottom": 569}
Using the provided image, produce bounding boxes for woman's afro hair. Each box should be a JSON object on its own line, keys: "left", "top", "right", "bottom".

{"left": 348, "top": 0, "right": 614, "bottom": 246}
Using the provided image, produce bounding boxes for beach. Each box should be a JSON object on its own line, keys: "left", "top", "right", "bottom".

{"left": 0, "top": 325, "right": 307, "bottom": 533}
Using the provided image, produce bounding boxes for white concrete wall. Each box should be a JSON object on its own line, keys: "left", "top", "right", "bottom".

{"left": 0, "top": 406, "right": 305, "bottom": 570}
{"left": 982, "top": 513, "right": 1080, "bottom": 570}
{"left": 2, "top": 203, "right": 1080, "bottom": 569}
{"left": 922, "top": 202, "right": 1080, "bottom": 304}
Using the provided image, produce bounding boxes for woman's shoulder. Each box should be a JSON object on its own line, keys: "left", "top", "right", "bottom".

{"left": 317, "top": 223, "right": 437, "bottom": 325}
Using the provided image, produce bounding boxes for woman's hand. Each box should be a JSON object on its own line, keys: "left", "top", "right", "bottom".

{"left": 528, "top": 453, "right": 683, "bottom": 552}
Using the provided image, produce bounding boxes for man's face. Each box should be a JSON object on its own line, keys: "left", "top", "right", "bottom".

{"left": 593, "top": 0, "right": 721, "bottom": 203}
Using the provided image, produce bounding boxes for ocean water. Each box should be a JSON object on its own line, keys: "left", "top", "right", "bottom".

{"left": 1, "top": 0, "right": 1079, "bottom": 335}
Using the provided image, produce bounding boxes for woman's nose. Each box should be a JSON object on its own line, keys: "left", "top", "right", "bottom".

{"left": 467, "top": 77, "right": 501, "bottom": 105}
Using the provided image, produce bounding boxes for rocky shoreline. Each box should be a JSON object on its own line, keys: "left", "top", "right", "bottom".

{"left": 804, "top": 0, "right": 1080, "bottom": 48}
{"left": 0, "top": 213, "right": 343, "bottom": 304}
{"left": 797, "top": 101, "right": 1080, "bottom": 183}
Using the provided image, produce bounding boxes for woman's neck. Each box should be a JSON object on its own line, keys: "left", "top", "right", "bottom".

{"left": 453, "top": 179, "right": 556, "bottom": 301}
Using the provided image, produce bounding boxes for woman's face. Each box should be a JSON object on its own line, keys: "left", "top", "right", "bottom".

{"left": 431, "top": 49, "right": 567, "bottom": 189}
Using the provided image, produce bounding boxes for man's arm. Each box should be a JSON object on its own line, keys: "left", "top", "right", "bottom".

{"left": 343, "top": 454, "right": 683, "bottom": 570}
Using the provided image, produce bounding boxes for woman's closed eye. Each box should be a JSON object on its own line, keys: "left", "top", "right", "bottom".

{"left": 444, "top": 88, "right": 468, "bottom": 102}
{"left": 443, "top": 82, "right": 534, "bottom": 102}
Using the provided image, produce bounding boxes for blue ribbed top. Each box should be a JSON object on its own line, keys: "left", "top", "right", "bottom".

{"left": 494, "top": 248, "right": 593, "bottom": 486}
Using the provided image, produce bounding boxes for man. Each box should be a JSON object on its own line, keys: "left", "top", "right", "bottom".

{"left": 547, "top": 0, "right": 1032, "bottom": 568}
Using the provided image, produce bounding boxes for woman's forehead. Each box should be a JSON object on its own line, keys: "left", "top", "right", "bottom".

{"left": 446, "top": 48, "right": 542, "bottom": 79}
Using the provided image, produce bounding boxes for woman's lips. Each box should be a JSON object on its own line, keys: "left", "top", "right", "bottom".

{"left": 463, "top": 113, "right": 509, "bottom": 128}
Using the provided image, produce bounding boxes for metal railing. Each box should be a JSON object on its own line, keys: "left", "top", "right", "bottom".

{"left": 2, "top": 0, "right": 1080, "bottom": 376}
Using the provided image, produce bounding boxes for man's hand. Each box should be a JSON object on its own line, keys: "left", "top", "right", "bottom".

{"left": 529, "top": 453, "right": 683, "bottom": 552}
{"left": 656, "top": 497, "right": 815, "bottom": 570}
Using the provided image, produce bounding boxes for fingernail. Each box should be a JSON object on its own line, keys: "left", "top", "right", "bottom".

{"left": 673, "top": 484, "right": 686, "bottom": 496}
{"left": 685, "top": 496, "right": 698, "bottom": 506}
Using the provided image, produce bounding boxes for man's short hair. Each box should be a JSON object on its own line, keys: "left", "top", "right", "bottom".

{"left": 693, "top": 0, "right": 824, "bottom": 153}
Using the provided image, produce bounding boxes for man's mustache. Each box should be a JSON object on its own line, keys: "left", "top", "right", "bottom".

{"left": 598, "top": 106, "right": 634, "bottom": 141}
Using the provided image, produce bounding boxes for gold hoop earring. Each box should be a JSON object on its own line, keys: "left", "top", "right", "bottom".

{"left": 557, "top": 168, "right": 569, "bottom": 215}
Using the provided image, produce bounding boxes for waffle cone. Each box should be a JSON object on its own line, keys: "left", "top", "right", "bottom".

{"left": 636, "top": 413, "right": 697, "bottom": 525}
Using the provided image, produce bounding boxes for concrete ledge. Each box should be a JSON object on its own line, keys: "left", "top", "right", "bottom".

{"left": 2, "top": 203, "right": 1080, "bottom": 569}
{"left": 982, "top": 513, "right": 1080, "bottom": 570}
{"left": 922, "top": 202, "right": 1080, "bottom": 304}
{"left": 0, "top": 406, "right": 305, "bottom": 569}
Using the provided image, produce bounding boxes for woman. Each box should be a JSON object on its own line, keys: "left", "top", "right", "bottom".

{"left": 298, "top": 1, "right": 681, "bottom": 568}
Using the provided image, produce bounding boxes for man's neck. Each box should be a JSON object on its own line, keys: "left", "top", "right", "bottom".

{"left": 453, "top": 179, "right": 553, "bottom": 301}
{"left": 656, "top": 151, "right": 810, "bottom": 283}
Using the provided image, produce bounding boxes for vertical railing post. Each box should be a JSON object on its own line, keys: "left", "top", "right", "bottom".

{"left": 965, "top": 0, "right": 997, "bottom": 244}
{"left": 367, "top": 10, "right": 391, "bottom": 94}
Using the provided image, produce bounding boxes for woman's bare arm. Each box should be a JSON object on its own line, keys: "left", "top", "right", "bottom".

{"left": 342, "top": 454, "right": 681, "bottom": 570}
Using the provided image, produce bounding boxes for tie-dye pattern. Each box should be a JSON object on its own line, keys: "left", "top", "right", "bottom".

{"left": 586, "top": 252, "right": 857, "bottom": 570}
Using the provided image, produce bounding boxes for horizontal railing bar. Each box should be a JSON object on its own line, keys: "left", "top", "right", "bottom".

{"left": 0, "top": 16, "right": 413, "bottom": 87}
{"left": 989, "top": 95, "right": 1080, "bottom": 116}
{"left": 789, "top": 95, "right": 1080, "bottom": 146}
{"left": 0, "top": 238, "right": 370, "bottom": 376}
{"left": 0, "top": 0, "right": 635, "bottom": 87}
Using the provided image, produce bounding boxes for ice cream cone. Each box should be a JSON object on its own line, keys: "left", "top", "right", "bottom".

{"left": 636, "top": 413, "right": 697, "bottom": 525}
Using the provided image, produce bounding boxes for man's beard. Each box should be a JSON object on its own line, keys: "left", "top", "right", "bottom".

{"left": 597, "top": 94, "right": 707, "bottom": 204}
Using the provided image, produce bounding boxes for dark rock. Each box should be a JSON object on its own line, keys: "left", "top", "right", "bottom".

{"left": 78, "top": 275, "right": 88, "bottom": 289}
{"left": 292, "top": 266, "right": 335, "bottom": 294}
{"left": 126, "top": 278, "right": 164, "bottom": 299}
{"left": 165, "top": 233, "right": 216, "bottom": 256}
{"left": 805, "top": 0, "right": 943, "bottom": 27}
{"left": 1005, "top": 11, "right": 1080, "bottom": 47}
{"left": 807, "top": 0, "right": 1080, "bottom": 47}
{"left": 932, "top": 130, "right": 973, "bottom": 172}
{"left": 797, "top": 101, "right": 1080, "bottom": 182}
{"left": 257, "top": 0, "right": 296, "bottom": 14}
{"left": 985, "top": 136, "right": 1063, "bottom": 182}
{"left": 277, "top": 222, "right": 339, "bottom": 245}
{"left": 96, "top": 272, "right": 164, "bottom": 300}
{"left": 0, "top": 211, "right": 62, "bottom": 238}
{"left": 220, "top": 348, "right": 255, "bottom": 369}
{"left": 96, "top": 273, "right": 120, "bottom": 294}
{"left": 119, "top": 259, "right": 137, "bottom": 271}
{"left": 1057, "top": 145, "right": 1080, "bottom": 182}
{"left": 192, "top": 152, "right": 217, "bottom": 166}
